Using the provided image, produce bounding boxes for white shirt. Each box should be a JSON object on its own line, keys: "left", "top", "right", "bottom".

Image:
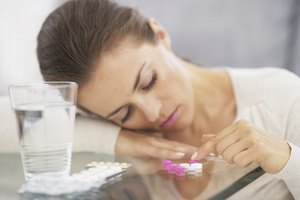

{"left": 227, "top": 67, "right": 300, "bottom": 199}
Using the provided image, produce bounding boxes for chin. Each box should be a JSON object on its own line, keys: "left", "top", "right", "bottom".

{"left": 177, "top": 120, "right": 192, "bottom": 132}
{"left": 164, "top": 118, "right": 192, "bottom": 133}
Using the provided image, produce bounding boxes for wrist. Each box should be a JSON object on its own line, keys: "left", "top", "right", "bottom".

{"left": 278, "top": 142, "right": 292, "bottom": 172}
{"left": 270, "top": 141, "right": 291, "bottom": 174}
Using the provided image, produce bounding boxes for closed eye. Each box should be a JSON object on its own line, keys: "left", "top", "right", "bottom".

{"left": 142, "top": 73, "right": 157, "bottom": 91}
{"left": 121, "top": 105, "right": 133, "bottom": 123}
{"left": 121, "top": 71, "right": 157, "bottom": 123}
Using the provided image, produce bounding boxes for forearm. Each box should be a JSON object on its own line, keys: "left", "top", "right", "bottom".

{"left": 73, "top": 115, "right": 120, "bottom": 154}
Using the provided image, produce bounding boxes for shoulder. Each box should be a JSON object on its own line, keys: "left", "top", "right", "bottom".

{"left": 228, "top": 67, "right": 299, "bottom": 86}
{"left": 227, "top": 67, "right": 300, "bottom": 106}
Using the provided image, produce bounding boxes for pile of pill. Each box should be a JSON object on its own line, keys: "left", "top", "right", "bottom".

{"left": 19, "top": 161, "right": 131, "bottom": 195}
{"left": 19, "top": 175, "right": 103, "bottom": 195}
{"left": 85, "top": 161, "right": 131, "bottom": 170}
{"left": 162, "top": 160, "right": 203, "bottom": 176}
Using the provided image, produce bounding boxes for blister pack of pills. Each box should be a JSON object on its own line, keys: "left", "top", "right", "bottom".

{"left": 19, "top": 161, "right": 131, "bottom": 196}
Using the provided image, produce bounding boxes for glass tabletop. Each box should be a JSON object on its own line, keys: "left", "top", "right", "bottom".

{"left": 0, "top": 152, "right": 264, "bottom": 200}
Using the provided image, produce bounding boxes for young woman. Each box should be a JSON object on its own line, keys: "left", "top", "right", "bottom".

{"left": 37, "top": 0, "right": 300, "bottom": 198}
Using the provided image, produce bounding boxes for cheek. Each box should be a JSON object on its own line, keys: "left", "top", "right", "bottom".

{"left": 125, "top": 116, "right": 153, "bottom": 130}
{"left": 158, "top": 70, "right": 191, "bottom": 99}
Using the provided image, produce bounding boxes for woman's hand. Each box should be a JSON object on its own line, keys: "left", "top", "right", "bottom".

{"left": 194, "top": 120, "right": 291, "bottom": 174}
{"left": 115, "top": 129, "right": 197, "bottom": 160}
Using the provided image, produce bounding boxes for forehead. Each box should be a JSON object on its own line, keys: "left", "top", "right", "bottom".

{"left": 78, "top": 40, "right": 151, "bottom": 116}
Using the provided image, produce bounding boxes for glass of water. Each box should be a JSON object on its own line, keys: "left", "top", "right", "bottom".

{"left": 8, "top": 82, "right": 77, "bottom": 180}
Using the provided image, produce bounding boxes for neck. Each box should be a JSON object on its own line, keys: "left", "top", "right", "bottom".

{"left": 165, "top": 60, "right": 237, "bottom": 146}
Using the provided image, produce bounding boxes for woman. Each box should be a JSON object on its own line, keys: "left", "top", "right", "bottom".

{"left": 37, "top": 0, "right": 300, "bottom": 199}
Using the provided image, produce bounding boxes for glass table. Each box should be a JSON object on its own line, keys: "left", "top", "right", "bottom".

{"left": 0, "top": 152, "right": 264, "bottom": 200}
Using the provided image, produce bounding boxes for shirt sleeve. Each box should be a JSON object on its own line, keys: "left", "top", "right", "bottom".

{"left": 73, "top": 114, "right": 120, "bottom": 154}
{"left": 273, "top": 96, "right": 300, "bottom": 199}
{"left": 273, "top": 142, "right": 300, "bottom": 199}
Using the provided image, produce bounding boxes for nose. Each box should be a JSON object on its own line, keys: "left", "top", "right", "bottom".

{"left": 135, "top": 97, "right": 162, "bottom": 122}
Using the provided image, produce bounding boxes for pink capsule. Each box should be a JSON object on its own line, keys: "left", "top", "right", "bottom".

{"left": 162, "top": 160, "right": 173, "bottom": 170}
{"left": 175, "top": 165, "right": 185, "bottom": 172}
{"left": 175, "top": 166, "right": 186, "bottom": 176}
{"left": 168, "top": 164, "right": 178, "bottom": 174}
{"left": 169, "top": 164, "right": 177, "bottom": 170}
{"left": 162, "top": 160, "right": 172, "bottom": 165}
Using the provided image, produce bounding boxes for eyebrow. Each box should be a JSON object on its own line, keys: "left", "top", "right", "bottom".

{"left": 106, "top": 62, "right": 146, "bottom": 118}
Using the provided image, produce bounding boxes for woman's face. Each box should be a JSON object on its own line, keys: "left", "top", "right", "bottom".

{"left": 79, "top": 38, "right": 195, "bottom": 133}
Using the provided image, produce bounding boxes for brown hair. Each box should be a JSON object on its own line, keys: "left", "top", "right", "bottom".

{"left": 37, "top": 0, "right": 157, "bottom": 85}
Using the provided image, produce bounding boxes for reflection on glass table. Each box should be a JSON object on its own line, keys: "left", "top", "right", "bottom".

{"left": 0, "top": 153, "right": 264, "bottom": 200}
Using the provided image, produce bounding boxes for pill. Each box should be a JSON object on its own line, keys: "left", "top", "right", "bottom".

{"left": 168, "top": 164, "right": 178, "bottom": 174}
{"left": 120, "top": 163, "right": 129, "bottom": 169}
{"left": 175, "top": 165, "right": 185, "bottom": 172}
{"left": 190, "top": 163, "right": 202, "bottom": 169}
{"left": 163, "top": 160, "right": 172, "bottom": 165}
{"left": 179, "top": 163, "right": 190, "bottom": 169}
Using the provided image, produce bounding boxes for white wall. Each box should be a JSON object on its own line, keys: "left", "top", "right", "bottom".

{"left": 0, "top": 0, "right": 64, "bottom": 95}
{"left": 118, "top": 0, "right": 296, "bottom": 72}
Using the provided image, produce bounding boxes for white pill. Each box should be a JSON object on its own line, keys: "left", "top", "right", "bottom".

{"left": 86, "top": 162, "right": 97, "bottom": 167}
{"left": 120, "top": 163, "right": 128, "bottom": 168}
{"left": 190, "top": 163, "right": 202, "bottom": 169}
{"left": 179, "top": 163, "right": 190, "bottom": 169}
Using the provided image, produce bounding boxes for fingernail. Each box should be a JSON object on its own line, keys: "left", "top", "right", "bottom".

{"left": 208, "top": 153, "right": 216, "bottom": 157}
{"left": 176, "top": 152, "right": 185, "bottom": 158}
{"left": 191, "top": 152, "right": 198, "bottom": 160}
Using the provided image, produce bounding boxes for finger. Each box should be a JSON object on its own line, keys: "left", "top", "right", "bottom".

{"left": 152, "top": 138, "right": 197, "bottom": 156}
{"left": 201, "top": 134, "right": 215, "bottom": 143}
{"left": 215, "top": 131, "right": 240, "bottom": 155}
{"left": 222, "top": 138, "right": 251, "bottom": 164}
{"left": 194, "top": 139, "right": 217, "bottom": 159}
{"left": 194, "top": 127, "right": 237, "bottom": 159}
{"left": 146, "top": 146, "right": 187, "bottom": 160}
{"left": 232, "top": 148, "right": 256, "bottom": 168}
{"left": 213, "top": 122, "right": 238, "bottom": 143}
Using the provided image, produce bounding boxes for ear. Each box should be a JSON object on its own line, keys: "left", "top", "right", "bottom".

{"left": 147, "top": 18, "right": 172, "bottom": 50}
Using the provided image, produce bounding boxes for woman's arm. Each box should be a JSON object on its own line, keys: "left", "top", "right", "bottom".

{"left": 194, "top": 116, "right": 300, "bottom": 199}
{"left": 73, "top": 114, "right": 120, "bottom": 154}
{"left": 74, "top": 116, "right": 197, "bottom": 158}
{"left": 116, "top": 129, "right": 197, "bottom": 159}
{"left": 1, "top": 94, "right": 196, "bottom": 159}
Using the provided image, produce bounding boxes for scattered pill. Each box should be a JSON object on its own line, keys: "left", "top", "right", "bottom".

{"left": 163, "top": 160, "right": 172, "bottom": 165}
{"left": 179, "top": 163, "right": 190, "bottom": 169}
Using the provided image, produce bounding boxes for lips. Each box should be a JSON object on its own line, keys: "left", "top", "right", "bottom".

{"left": 160, "top": 106, "right": 179, "bottom": 129}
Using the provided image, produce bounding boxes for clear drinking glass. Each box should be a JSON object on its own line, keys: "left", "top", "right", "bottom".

{"left": 8, "top": 82, "right": 77, "bottom": 180}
